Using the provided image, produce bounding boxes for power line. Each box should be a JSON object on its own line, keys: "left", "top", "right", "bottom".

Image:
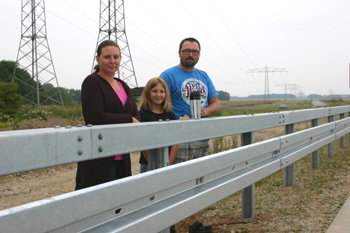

{"left": 46, "top": 9, "right": 96, "bottom": 38}
{"left": 177, "top": 0, "right": 246, "bottom": 74}
{"left": 246, "top": 65, "right": 288, "bottom": 101}
{"left": 59, "top": 0, "right": 98, "bottom": 24}
{"left": 208, "top": 0, "right": 259, "bottom": 68}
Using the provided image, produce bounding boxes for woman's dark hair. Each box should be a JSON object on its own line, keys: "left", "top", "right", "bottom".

{"left": 94, "top": 40, "right": 121, "bottom": 73}
{"left": 178, "top": 37, "right": 201, "bottom": 52}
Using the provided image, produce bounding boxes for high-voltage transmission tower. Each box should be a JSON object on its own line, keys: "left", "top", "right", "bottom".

{"left": 92, "top": 0, "right": 138, "bottom": 88}
{"left": 277, "top": 83, "right": 301, "bottom": 99}
{"left": 246, "top": 65, "right": 287, "bottom": 101}
{"left": 13, "top": 0, "right": 63, "bottom": 106}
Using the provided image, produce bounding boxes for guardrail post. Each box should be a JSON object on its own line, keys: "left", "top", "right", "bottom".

{"left": 148, "top": 147, "right": 169, "bottom": 171}
{"left": 339, "top": 113, "right": 345, "bottom": 148}
{"left": 284, "top": 124, "right": 295, "bottom": 187}
{"left": 328, "top": 115, "right": 335, "bottom": 156}
{"left": 311, "top": 119, "right": 320, "bottom": 169}
{"left": 241, "top": 132, "right": 256, "bottom": 218}
{"left": 148, "top": 147, "right": 170, "bottom": 233}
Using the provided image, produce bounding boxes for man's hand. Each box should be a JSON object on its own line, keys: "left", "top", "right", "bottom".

{"left": 201, "top": 97, "right": 220, "bottom": 117}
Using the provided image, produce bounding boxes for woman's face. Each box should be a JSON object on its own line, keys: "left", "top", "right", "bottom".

{"left": 96, "top": 46, "right": 121, "bottom": 75}
{"left": 150, "top": 83, "right": 166, "bottom": 107}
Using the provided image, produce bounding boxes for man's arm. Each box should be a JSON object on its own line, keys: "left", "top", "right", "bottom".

{"left": 201, "top": 97, "right": 220, "bottom": 117}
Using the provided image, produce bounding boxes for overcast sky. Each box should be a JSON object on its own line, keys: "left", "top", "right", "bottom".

{"left": 1, "top": 0, "right": 350, "bottom": 97}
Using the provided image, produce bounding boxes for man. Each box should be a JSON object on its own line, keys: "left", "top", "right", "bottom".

{"left": 160, "top": 37, "right": 220, "bottom": 233}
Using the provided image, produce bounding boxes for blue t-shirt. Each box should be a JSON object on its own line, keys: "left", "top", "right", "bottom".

{"left": 160, "top": 66, "right": 219, "bottom": 119}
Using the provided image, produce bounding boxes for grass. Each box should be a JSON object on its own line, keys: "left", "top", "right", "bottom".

{"left": 215, "top": 100, "right": 317, "bottom": 116}
{"left": 186, "top": 139, "right": 350, "bottom": 232}
{"left": 0, "top": 104, "right": 84, "bottom": 130}
{"left": 176, "top": 99, "right": 350, "bottom": 232}
{"left": 210, "top": 135, "right": 239, "bottom": 154}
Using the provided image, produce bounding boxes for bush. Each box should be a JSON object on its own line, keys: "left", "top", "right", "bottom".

{"left": 0, "top": 114, "right": 11, "bottom": 122}
{"left": 23, "top": 109, "right": 52, "bottom": 121}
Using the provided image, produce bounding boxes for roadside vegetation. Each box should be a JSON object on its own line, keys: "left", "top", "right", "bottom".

{"left": 1, "top": 98, "right": 348, "bottom": 130}
{"left": 189, "top": 140, "right": 350, "bottom": 232}
{"left": 187, "top": 98, "right": 350, "bottom": 232}
{"left": 215, "top": 98, "right": 350, "bottom": 117}
{"left": 0, "top": 104, "right": 83, "bottom": 130}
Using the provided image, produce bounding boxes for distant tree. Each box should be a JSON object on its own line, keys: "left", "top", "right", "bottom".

{"left": 0, "top": 60, "right": 15, "bottom": 82}
{"left": 218, "top": 90, "right": 230, "bottom": 101}
{"left": 308, "top": 94, "right": 322, "bottom": 99}
{"left": 56, "top": 87, "right": 81, "bottom": 105}
{"left": 0, "top": 60, "right": 82, "bottom": 105}
{"left": 68, "top": 89, "right": 81, "bottom": 104}
{"left": 0, "top": 81, "right": 23, "bottom": 115}
{"left": 326, "top": 94, "right": 342, "bottom": 99}
{"left": 0, "top": 60, "right": 37, "bottom": 103}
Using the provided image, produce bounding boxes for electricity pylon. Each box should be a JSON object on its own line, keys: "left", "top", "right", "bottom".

{"left": 246, "top": 65, "right": 287, "bottom": 101}
{"left": 277, "top": 83, "right": 301, "bottom": 100}
{"left": 92, "top": 0, "right": 138, "bottom": 88}
{"left": 13, "top": 0, "right": 63, "bottom": 106}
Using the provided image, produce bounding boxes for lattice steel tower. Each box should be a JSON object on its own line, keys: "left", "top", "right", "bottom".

{"left": 13, "top": 0, "right": 63, "bottom": 106}
{"left": 246, "top": 65, "right": 287, "bottom": 101}
{"left": 93, "top": 0, "right": 138, "bottom": 88}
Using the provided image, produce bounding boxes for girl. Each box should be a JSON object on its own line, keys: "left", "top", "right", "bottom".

{"left": 138, "top": 77, "right": 179, "bottom": 173}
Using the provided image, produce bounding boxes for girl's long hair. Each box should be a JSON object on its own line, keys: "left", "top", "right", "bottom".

{"left": 139, "top": 77, "right": 172, "bottom": 112}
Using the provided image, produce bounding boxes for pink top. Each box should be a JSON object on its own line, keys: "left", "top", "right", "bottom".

{"left": 115, "top": 81, "right": 127, "bottom": 105}
{"left": 114, "top": 81, "right": 128, "bottom": 160}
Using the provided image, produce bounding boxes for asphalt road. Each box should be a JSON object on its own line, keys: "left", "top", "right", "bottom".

{"left": 311, "top": 100, "right": 327, "bottom": 107}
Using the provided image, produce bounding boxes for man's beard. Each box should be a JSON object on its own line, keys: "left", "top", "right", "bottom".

{"left": 181, "top": 58, "right": 196, "bottom": 68}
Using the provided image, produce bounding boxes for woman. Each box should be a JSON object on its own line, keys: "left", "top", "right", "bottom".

{"left": 75, "top": 40, "right": 140, "bottom": 190}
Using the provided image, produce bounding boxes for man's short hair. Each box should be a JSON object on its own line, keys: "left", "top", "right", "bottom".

{"left": 179, "top": 37, "right": 201, "bottom": 51}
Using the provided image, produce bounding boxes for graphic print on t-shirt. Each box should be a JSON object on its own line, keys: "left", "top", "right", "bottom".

{"left": 181, "top": 78, "right": 208, "bottom": 106}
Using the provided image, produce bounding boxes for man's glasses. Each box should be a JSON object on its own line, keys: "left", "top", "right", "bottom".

{"left": 181, "top": 49, "right": 200, "bottom": 56}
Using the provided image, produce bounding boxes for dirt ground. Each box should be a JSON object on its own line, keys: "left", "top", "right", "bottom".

{"left": 1, "top": 118, "right": 349, "bottom": 233}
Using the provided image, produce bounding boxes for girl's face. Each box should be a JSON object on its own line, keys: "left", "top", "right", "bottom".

{"left": 96, "top": 46, "right": 121, "bottom": 75}
{"left": 150, "top": 83, "right": 165, "bottom": 107}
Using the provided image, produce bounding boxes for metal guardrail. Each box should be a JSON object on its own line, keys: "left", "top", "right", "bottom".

{"left": 0, "top": 106, "right": 349, "bottom": 232}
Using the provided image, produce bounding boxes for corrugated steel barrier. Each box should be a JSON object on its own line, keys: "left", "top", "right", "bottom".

{"left": 0, "top": 106, "right": 349, "bottom": 232}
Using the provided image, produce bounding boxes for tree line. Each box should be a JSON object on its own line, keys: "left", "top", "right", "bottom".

{"left": 0, "top": 60, "right": 81, "bottom": 114}
{"left": 0, "top": 59, "right": 236, "bottom": 116}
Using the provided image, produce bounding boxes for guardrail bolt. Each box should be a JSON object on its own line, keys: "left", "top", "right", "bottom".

{"left": 98, "top": 146, "right": 103, "bottom": 152}
{"left": 78, "top": 149, "right": 83, "bottom": 155}
{"left": 77, "top": 136, "right": 83, "bottom": 142}
{"left": 65, "top": 125, "right": 72, "bottom": 129}
{"left": 98, "top": 133, "right": 103, "bottom": 140}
